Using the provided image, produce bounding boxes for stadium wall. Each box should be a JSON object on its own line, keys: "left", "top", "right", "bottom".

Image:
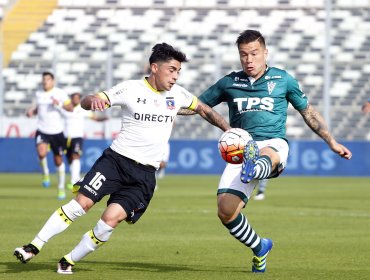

{"left": 0, "top": 138, "right": 369, "bottom": 176}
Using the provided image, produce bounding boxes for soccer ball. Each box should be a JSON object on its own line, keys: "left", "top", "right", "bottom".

{"left": 218, "top": 128, "right": 253, "bottom": 164}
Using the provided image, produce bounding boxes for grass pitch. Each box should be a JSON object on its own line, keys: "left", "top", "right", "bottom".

{"left": 0, "top": 173, "right": 369, "bottom": 280}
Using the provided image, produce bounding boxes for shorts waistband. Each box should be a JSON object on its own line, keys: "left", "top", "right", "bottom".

{"left": 107, "top": 148, "right": 156, "bottom": 172}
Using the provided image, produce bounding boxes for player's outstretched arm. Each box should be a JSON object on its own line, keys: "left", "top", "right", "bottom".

{"left": 299, "top": 104, "right": 352, "bottom": 160}
{"left": 81, "top": 93, "right": 110, "bottom": 111}
{"left": 177, "top": 108, "right": 197, "bottom": 115}
{"left": 193, "top": 100, "right": 231, "bottom": 132}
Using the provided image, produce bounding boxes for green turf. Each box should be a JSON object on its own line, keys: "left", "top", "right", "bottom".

{"left": 0, "top": 174, "right": 369, "bottom": 280}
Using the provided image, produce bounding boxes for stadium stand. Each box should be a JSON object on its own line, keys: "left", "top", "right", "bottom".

{"left": 1, "top": 0, "right": 370, "bottom": 140}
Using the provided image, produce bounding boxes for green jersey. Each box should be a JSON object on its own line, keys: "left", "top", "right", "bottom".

{"left": 199, "top": 67, "right": 308, "bottom": 141}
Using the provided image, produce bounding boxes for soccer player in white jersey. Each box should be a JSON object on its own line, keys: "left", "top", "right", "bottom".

{"left": 14, "top": 43, "right": 231, "bottom": 274}
{"left": 26, "top": 72, "right": 73, "bottom": 199}
{"left": 61, "top": 92, "right": 107, "bottom": 189}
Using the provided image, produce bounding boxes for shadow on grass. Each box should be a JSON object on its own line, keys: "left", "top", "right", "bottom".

{"left": 3, "top": 260, "right": 246, "bottom": 274}
{"left": 86, "top": 260, "right": 246, "bottom": 273}
{"left": 2, "top": 262, "right": 61, "bottom": 274}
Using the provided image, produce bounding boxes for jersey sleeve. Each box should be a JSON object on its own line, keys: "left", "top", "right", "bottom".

{"left": 198, "top": 77, "right": 226, "bottom": 107}
{"left": 286, "top": 72, "right": 309, "bottom": 111}
{"left": 177, "top": 86, "right": 198, "bottom": 110}
{"left": 102, "top": 81, "right": 128, "bottom": 106}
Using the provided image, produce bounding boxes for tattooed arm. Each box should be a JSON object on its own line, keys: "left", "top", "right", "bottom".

{"left": 299, "top": 104, "right": 352, "bottom": 159}
{"left": 177, "top": 108, "right": 197, "bottom": 115}
{"left": 192, "top": 100, "right": 231, "bottom": 132}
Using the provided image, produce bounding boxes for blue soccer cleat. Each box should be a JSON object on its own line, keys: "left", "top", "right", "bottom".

{"left": 42, "top": 175, "right": 50, "bottom": 188}
{"left": 240, "top": 140, "right": 259, "bottom": 183}
{"left": 252, "top": 238, "right": 273, "bottom": 273}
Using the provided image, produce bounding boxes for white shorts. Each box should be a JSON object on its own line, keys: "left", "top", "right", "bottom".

{"left": 217, "top": 138, "right": 289, "bottom": 203}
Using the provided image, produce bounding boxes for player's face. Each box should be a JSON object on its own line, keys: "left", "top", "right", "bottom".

{"left": 238, "top": 40, "right": 268, "bottom": 80}
{"left": 151, "top": 59, "right": 181, "bottom": 91}
{"left": 71, "top": 94, "right": 81, "bottom": 106}
{"left": 42, "top": 75, "right": 54, "bottom": 91}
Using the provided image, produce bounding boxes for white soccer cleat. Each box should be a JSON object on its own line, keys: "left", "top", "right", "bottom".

{"left": 14, "top": 246, "right": 36, "bottom": 263}
{"left": 254, "top": 192, "right": 265, "bottom": 201}
{"left": 57, "top": 257, "right": 74, "bottom": 274}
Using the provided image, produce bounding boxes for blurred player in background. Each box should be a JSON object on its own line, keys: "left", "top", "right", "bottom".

{"left": 61, "top": 92, "right": 108, "bottom": 190}
{"left": 181, "top": 30, "right": 352, "bottom": 273}
{"left": 361, "top": 98, "right": 370, "bottom": 114}
{"left": 26, "top": 72, "right": 73, "bottom": 200}
{"left": 14, "top": 43, "right": 231, "bottom": 274}
{"left": 254, "top": 179, "right": 268, "bottom": 200}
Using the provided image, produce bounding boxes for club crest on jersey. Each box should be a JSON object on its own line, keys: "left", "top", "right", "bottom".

{"left": 137, "top": 98, "right": 146, "bottom": 104}
{"left": 166, "top": 97, "right": 175, "bottom": 110}
{"left": 267, "top": 81, "right": 276, "bottom": 95}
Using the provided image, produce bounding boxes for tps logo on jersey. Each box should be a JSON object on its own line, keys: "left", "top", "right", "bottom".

{"left": 267, "top": 81, "right": 276, "bottom": 95}
{"left": 234, "top": 97, "right": 274, "bottom": 112}
{"left": 166, "top": 97, "right": 175, "bottom": 110}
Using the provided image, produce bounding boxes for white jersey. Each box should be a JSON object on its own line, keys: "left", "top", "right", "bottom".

{"left": 62, "top": 105, "right": 92, "bottom": 138}
{"left": 104, "top": 78, "right": 197, "bottom": 169}
{"left": 35, "top": 87, "right": 69, "bottom": 134}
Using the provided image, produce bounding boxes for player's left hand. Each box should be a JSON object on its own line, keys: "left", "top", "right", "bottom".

{"left": 330, "top": 142, "right": 352, "bottom": 160}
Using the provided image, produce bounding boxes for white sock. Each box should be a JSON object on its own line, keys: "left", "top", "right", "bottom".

{"left": 66, "top": 219, "right": 114, "bottom": 262}
{"left": 70, "top": 159, "right": 81, "bottom": 185}
{"left": 57, "top": 162, "right": 66, "bottom": 190}
{"left": 31, "top": 200, "right": 85, "bottom": 250}
{"left": 40, "top": 157, "right": 49, "bottom": 176}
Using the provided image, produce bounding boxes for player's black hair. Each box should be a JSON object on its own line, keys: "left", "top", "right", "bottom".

{"left": 42, "top": 71, "right": 54, "bottom": 80}
{"left": 149, "top": 43, "right": 188, "bottom": 64}
{"left": 236, "top": 30, "right": 266, "bottom": 48}
{"left": 70, "top": 92, "right": 81, "bottom": 98}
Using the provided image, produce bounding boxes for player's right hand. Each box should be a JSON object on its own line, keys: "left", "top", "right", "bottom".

{"left": 91, "top": 96, "right": 110, "bottom": 111}
{"left": 330, "top": 142, "right": 352, "bottom": 160}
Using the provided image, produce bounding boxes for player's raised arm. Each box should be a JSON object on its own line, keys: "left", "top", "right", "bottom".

{"left": 192, "top": 99, "right": 231, "bottom": 132}
{"left": 81, "top": 92, "right": 110, "bottom": 111}
{"left": 299, "top": 104, "right": 352, "bottom": 160}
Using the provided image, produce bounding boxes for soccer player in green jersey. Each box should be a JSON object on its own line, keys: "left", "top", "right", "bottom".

{"left": 197, "top": 30, "right": 352, "bottom": 273}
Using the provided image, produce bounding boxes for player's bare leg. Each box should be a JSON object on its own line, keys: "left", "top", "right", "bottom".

{"left": 37, "top": 143, "right": 50, "bottom": 188}
{"left": 57, "top": 203, "right": 127, "bottom": 274}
